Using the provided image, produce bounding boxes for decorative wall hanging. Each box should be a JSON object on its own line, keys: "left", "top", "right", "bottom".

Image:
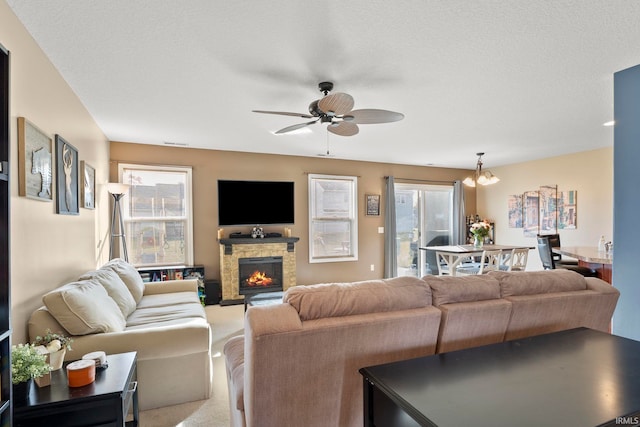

{"left": 507, "top": 194, "right": 523, "bottom": 228}
{"left": 538, "top": 185, "right": 558, "bottom": 235}
{"left": 81, "top": 161, "right": 95, "bottom": 209}
{"left": 55, "top": 135, "right": 79, "bottom": 215}
{"left": 509, "top": 186, "right": 577, "bottom": 237}
{"left": 366, "top": 194, "right": 381, "bottom": 216}
{"left": 17, "top": 117, "right": 53, "bottom": 201}
{"left": 558, "top": 190, "right": 577, "bottom": 229}
{"left": 523, "top": 190, "right": 539, "bottom": 237}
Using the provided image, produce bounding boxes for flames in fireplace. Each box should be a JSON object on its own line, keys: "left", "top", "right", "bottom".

{"left": 246, "top": 270, "right": 273, "bottom": 287}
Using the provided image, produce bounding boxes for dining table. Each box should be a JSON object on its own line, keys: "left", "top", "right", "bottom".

{"left": 554, "top": 246, "right": 613, "bottom": 284}
{"left": 420, "top": 244, "right": 533, "bottom": 276}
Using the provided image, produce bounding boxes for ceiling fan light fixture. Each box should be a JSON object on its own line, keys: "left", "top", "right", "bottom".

{"left": 253, "top": 81, "right": 404, "bottom": 136}
{"left": 463, "top": 152, "right": 499, "bottom": 187}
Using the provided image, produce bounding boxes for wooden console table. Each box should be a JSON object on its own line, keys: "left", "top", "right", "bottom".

{"left": 360, "top": 328, "right": 640, "bottom": 427}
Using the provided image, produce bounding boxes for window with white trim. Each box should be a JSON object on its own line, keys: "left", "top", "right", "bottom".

{"left": 119, "top": 164, "right": 194, "bottom": 267}
{"left": 308, "top": 174, "right": 358, "bottom": 263}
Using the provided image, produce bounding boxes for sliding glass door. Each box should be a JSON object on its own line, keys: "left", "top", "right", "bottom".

{"left": 395, "top": 183, "right": 453, "bottom": 277}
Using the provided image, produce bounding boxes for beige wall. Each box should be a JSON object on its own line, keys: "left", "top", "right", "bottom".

{"left": 2, "top": 2, "right": 111, "bottom": 344}
{"left": 477, "top": 147, "right": 613, "bottom": 270}
{"left": 110, "top": 142, "right": 475, "bottom": 286}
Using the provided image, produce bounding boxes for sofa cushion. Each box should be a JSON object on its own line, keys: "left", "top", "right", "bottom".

{"left": 102, "top": 258, "right": 145, "bottom": 303}
{"left": 489, "top": 269, "right": 587, "bottom": 297}
{"left": 136, "top": 291, "right": 200, "bottom": 309}
{"left": 42, "top": 280, "right": 126, "bottom": 335}
{"left": 78, "top": 268, "right": 137, "bottom": 317}
{"left": 126, "top": 303, "right": 206, "bottom": 327}
{"left": 283, "top": 276, "right": 431, "bottom": 321}
{"left": 422, "top": 274, "right": 501, "bottom": 306}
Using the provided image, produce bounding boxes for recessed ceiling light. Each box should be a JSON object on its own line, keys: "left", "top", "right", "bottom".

{"left": 603, "top": 121, "right": 615, "bottom": 127}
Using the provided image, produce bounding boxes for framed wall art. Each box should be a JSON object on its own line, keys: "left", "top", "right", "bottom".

{"left": 81, "top": 161, "right": 95, "bottom": 209}
{"left": 558, "top": 190, "right": 577, "bottom": 229}
{"left": 17, "top": 117, "right": 53, "bottom": 201}
{"left": 538, "top": 185, "right": 558, "bottom": 235}
{"left": 522, "top": 190, "right": 539, "bottom": 237}
{"left": 366, "top": 194, "right": 381, "bottom": 216}
{"left": 507, "top": 194, "right": 523, "bottom": 228}
{"left": 55, "top": 134, "right": 79, "bottom": 215}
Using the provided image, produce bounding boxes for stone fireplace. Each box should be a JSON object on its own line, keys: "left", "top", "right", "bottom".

{"left": 238, "top": 256, "right": 283, "bottom": 295}
{"left": 219, "top": 236, "right": 299, "bottom": 304}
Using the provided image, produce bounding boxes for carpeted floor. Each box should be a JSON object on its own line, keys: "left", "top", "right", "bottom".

{"left": 138, "top": 304, "right": 245, "bottom": 427}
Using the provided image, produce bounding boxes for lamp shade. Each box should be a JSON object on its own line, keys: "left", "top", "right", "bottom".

{"left": 106, "top": 182, "right": 130, "bottom": 195}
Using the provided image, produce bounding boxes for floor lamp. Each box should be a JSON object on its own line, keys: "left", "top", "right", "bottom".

{"left": 106, "top": 183, "right": 130, "bottom": 262}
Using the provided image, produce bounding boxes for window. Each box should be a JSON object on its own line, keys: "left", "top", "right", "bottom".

{"left": 119, "top": 164, "right": 193, "bottom": 267}
{"left": 308, "top": 174, "right": 358, "bottom": 263}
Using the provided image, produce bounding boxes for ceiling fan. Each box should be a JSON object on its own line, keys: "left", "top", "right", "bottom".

{"left": 253, "top": 81, "right": 404, "bottom": 137}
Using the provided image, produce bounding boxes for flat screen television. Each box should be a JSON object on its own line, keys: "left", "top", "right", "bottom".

{"left": 217, "top": 180, "right": 295, "bottom": 226}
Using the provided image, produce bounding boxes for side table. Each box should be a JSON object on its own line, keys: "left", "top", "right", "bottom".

{"left": 14, "top": 352, "right": 139, "bottom": 427}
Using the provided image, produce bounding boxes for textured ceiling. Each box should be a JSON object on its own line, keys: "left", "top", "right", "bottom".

{"left": 7, "top": 1, "right": 640, "bottom": 169}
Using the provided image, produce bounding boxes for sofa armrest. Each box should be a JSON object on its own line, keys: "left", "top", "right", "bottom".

{"left": 585, "top": 277, "right": 619, "bottom": 295}
{"left": 144, "top": 279, "right": 199, "bottom": 295}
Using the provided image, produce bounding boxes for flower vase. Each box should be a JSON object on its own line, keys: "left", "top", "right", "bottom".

{"left": 48, "top": 348, "right": 66, "bottom": 371}
{"left": 473, "top": 235, "right": 484, "bottom": 248}
{"left": 13, "top": 378, "right": 33, "bottom": 405}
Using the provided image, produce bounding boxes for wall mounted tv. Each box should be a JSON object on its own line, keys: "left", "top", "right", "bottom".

{"left": 217, "top": 180, "right": 295, "bottom": 226}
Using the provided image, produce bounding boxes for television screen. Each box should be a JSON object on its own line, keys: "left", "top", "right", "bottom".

{"left": 217, "top": 180, "right": 295, "bottom": 226}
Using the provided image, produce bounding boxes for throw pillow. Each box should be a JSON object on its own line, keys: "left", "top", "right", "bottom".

{"left": 42, "top": 280, "right": 126, "bottom": 335}
{"left": 102, "top": 258, "right": 145, "bottom": 303}
{"left": 78, "top": 268, "right": 137, "bottom": 317}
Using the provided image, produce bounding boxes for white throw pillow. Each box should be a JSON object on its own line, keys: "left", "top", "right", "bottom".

{"left": 79, "top": 268, "right": 137, "bottom": 317}
{"left": 102, "top": 258, "right": 145, "bottom": 303}
{"left": 42, "top": 280, "right": 126, "bottom": 335}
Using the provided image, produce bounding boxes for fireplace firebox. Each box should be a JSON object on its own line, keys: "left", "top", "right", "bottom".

{"left": 238, "top": 256, "right": 283, "bottom": 295}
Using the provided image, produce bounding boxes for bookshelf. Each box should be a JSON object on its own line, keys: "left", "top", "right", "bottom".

{"left": 0, "top": 42, "right": 12, "bottom": 426}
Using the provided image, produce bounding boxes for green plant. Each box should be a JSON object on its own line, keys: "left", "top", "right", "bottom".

{"left": 32, "top": 329, "right": 73, "bottom": 352}
{"left": 11, "top": 344, "right": 51, "bottom": 384}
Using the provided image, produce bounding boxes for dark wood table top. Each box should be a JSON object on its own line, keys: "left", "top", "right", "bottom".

{"left": 360, "top": 328, "right": 640, "bottom": 427}
{"left": 15, "top": 352, "right": 137, "bottom": 410}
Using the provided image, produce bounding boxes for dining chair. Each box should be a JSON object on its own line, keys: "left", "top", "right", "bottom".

{"left": 500, "top": 248, "right": 529, "bottom": 271}
{"left": 456, "top": 249, "right": 503, "bottom": 275}
{"left": 538, "top": 233, "right": 578, "bottom": 266}
{"left": 435, "top": 251, "right": 475, "bottom": 276}
{"left": 536, "top": 236, "right": 596, "bottom": 277}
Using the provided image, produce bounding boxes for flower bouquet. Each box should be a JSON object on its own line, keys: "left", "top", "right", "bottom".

{"left": 470, "top": 221, "right": 491, "bottom": 247}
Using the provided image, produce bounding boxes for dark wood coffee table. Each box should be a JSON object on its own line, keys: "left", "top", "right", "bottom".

{"left": 14, "top": 352, "right": 138, "bottom": 427}
{"left": 360, "top": 328, "right": 640, "bottom": 427}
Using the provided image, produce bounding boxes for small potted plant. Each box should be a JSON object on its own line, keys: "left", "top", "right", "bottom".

{"left": 11, "top": 344, "right": 51, "bottom": 403}
{"left": 32, "top": 329, "right": 73, "bottom": 371}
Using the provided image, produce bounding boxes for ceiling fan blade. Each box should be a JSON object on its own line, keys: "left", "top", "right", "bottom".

{"left": 253, "top": 110, "right": 315, "bottom": 119}
{"left": 328, "top": 121, "right": 359, "bottom": 137}
{"left": 275, "top": 120, "right": 318, "bottom": 134}
{"left": 318, "top": 93, "right": 355, "bottom": 116}
{"left": 346, "top": 109, "right": 405, "bottom": 124}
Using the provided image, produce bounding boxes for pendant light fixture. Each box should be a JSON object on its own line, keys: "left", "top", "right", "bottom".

{"left": 462, "top": 152, "right": 499, "bottom": 187}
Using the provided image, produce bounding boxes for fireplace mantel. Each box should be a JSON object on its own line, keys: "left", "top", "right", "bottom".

{"left": 219, "top": 237, "right": 299, "bottom": 255}
{"left": 219, "top": 237, "right": 299, "bottom": 305}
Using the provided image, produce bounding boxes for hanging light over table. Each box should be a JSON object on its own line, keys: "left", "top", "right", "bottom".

{"left": 462, "top": 152, "right": 500, "bottom": 187}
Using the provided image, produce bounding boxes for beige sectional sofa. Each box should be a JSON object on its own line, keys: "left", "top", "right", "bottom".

{"left": 28, "top": 258, "right": 212, "bottom": 410}
{"left": 224, "top": 269, "right": 619, "bottom": 427}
